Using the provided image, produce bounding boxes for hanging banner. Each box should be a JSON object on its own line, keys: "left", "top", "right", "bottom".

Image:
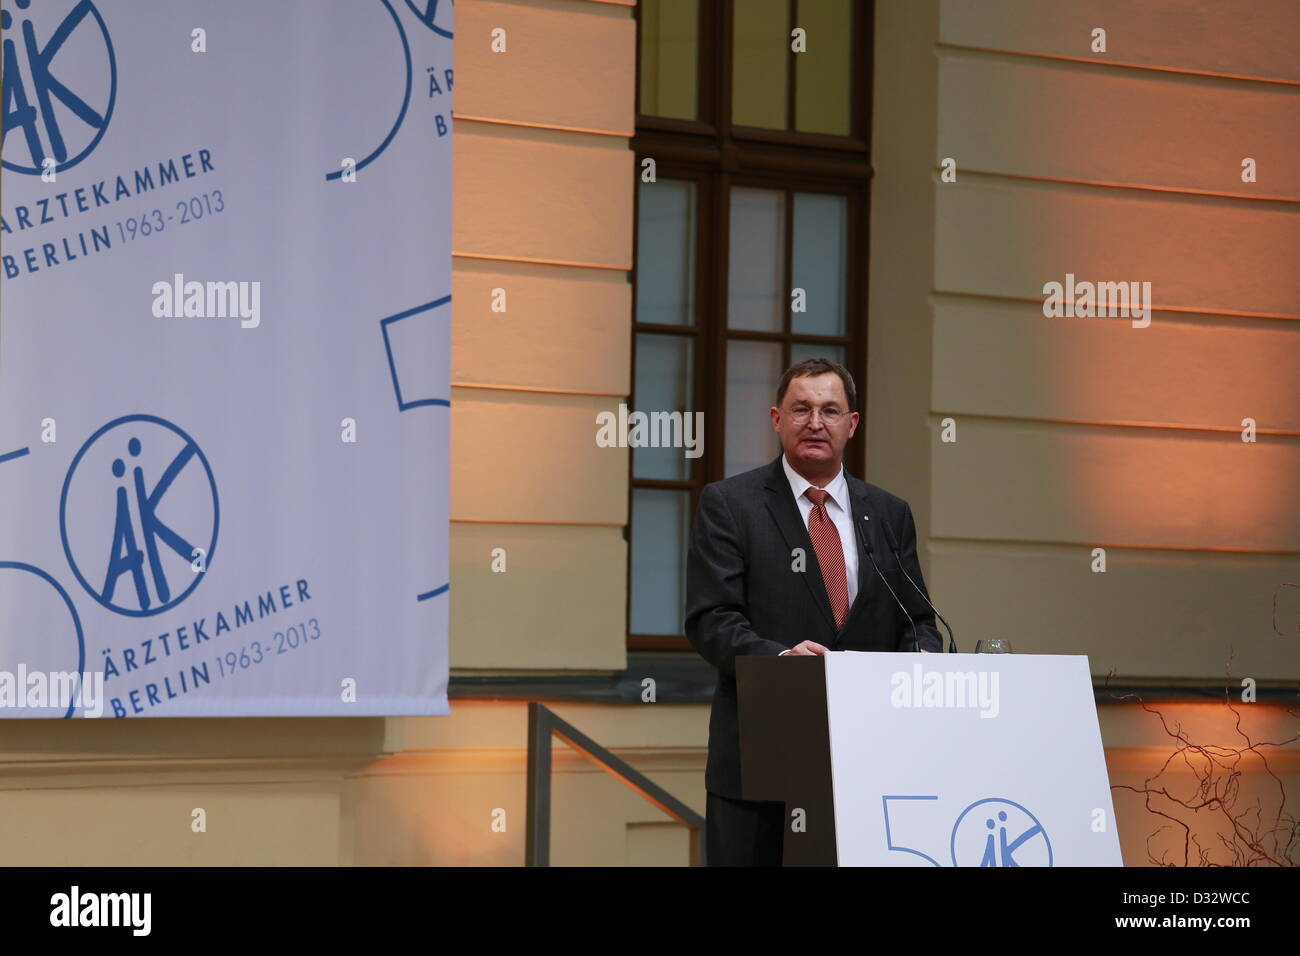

{"left": 0, "top": 0, "right": 453, "bottom": 717}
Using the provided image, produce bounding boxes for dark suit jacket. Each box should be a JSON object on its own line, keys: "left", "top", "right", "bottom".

{"left": 684, "top": 454, "right": 942, "bottom": 800}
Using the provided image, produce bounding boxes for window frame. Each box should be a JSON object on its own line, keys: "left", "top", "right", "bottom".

{"left": 629, "top": 0, "right": 875, "bottom": 651}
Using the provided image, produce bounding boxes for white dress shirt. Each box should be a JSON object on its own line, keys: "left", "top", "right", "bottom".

{"left": 778, "top": 456, "right": 860, "bottom": 657}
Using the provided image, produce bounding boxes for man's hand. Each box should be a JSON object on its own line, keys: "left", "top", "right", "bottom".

{"left": 781, "top": 640, "right": 829, "bottom": 656}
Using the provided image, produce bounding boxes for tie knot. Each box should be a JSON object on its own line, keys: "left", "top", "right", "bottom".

{"left": 805, "top": 488, "right": 830, "bottom": 509}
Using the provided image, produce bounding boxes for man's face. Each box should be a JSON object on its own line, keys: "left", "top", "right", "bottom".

{"left": 770, "top": 373, "right": 859, "bottom": 472}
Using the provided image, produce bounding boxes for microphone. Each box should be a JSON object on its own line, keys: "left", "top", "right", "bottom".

{"left": 854, "top": 516, "right": 921, "bottom": 653}
{"left": 879, "top": 519, "right": 958, "bottom": 654}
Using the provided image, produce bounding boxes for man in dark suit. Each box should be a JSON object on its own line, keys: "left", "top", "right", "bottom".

{"left": 684, "top": 357, "right": 943, "bottom": 866}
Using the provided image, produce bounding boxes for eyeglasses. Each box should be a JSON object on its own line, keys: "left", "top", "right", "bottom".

{"left": 785, "top": 405, "right": 845, "bottom": 425}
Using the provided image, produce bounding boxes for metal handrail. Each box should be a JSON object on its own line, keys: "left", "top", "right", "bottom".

{"left": 525, "top": 702, "right": 706, "bottom": 866}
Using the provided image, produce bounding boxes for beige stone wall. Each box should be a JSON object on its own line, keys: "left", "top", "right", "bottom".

{"left": 449, "top": 0, "right": 635, "bottom": 673}
{"left": 869, "top": 0, "right": 1299, "bottom": 866}
{"left": 871, "top": 0, "right": 1299, "bottom": 681}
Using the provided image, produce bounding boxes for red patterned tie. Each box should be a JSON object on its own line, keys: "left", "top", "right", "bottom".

{"left": 805, "top": 488, "right": 849, "bottom": 629}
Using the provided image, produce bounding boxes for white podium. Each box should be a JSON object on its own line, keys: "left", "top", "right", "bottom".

{"left": 736, "top": 651, "right": 1123, "bottom": 866}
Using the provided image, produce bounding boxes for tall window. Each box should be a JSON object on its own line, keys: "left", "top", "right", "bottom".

{"left": 630, "top": 0, "right": 873, "bottom": 650}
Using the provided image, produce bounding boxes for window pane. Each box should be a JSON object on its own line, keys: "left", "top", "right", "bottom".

{"left": 791, "top": 192, "right": 847, "bottom": 336}
{"left": 639, "top": 0, "right": 698, "bottom": 120}
{"left": 795, "top": 0, "right": 853, "bottom": 135}
{"left": 630, "top": 489, "right": 692, "bottom": 635}
{"left": 728, "top": 187, "right": 785, "bottom": 332}
{"left": 732, "top": 0, "right": 788, "bottom": 129}
{"left": 725, "top": 340, "right": 783, "bottom": 477}
{"left": 790, "top": 342, "right": 846, "bottom": 369}
{"left": 633, "top": 333, "right": 694, "bottom": 481}
{"left": 636, "top": 179, "right": 697, "bottom": 326}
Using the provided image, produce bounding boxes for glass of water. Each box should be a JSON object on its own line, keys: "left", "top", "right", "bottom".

{"left": 975, "top": 638, "right": 1013, "bottom": 654}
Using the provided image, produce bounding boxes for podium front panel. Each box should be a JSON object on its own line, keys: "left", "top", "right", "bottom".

{"left": 824, "top": 651, "right": 1122, "bottom": 866}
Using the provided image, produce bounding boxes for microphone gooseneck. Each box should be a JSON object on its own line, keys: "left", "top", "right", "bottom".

{"left": 879, "top": 519, "right": 958, "bottom": 654}
{"left": 855, "top": 516, "right": 921, "bottom": 653}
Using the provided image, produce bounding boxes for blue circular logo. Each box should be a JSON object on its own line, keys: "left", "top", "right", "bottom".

{"left": 404, "top": 0, "right": 454, "bottom": 38}
{"left": 60, "top": 415, "right": 219, "bottom": 618}
{"left": 951, "top": 798, "right": 1052, "bottom": 867}
{"left": 324, "top": 0, "right": 413, "bottom": 182}
{"left": 0, "top": 561, "right": 85, "bottom": 718}
{"left": 1, "top": 0, "right": 117, "bottom": 175}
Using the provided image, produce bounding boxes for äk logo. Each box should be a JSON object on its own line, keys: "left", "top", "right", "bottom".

{"left": 950, "top": 798, "right": 1052, "bottom": 867}
{"left": 1, "top": 0, "right": 117, "bottom": 175}
{"left": 61, "top": 416, "right": 219, "bottom": 617}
